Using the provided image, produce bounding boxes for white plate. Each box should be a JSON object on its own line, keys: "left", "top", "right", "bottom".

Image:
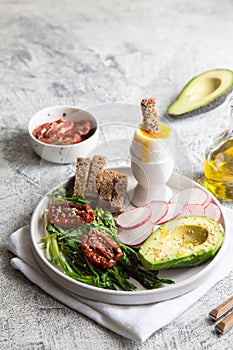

{"left": 30, "top": 167, "right": 229, "bottom": 305}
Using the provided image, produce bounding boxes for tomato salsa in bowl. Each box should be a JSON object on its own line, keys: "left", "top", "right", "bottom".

{"left": 28, "top": 105, "right": 99, "bottom": 164}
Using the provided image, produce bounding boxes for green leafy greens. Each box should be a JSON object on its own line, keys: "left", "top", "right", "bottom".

{"left": 41, "top": 188, "right": 174, "bottom": 291}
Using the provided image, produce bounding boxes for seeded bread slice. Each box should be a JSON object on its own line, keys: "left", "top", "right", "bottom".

{"left": 141, "top": 98, "right": 160, "bottom": 133}
{"left": 98, "top": 169, "right": 117, "bottom": 209}
{"left": 85, "top": 155, "right": 106, "bottom": 200}
{"left": 73, "top": 157, "right": 91, "bottom": 196}
{"left": 73, "top": 155, "right": 128, "bottom": 213}
{"left": 110, "top": 173, "right": 128, "bottom": 213}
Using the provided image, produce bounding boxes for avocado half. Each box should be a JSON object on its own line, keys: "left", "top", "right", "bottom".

{"left": 168, "top": 69, "right": 233, "bottom": 117}
{"left": 139, "top": 216, "right": 224, "bottom": 271}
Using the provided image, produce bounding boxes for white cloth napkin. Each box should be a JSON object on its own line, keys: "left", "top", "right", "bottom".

{"left": 7, "top": 208, "right": 233, "bottom": 342}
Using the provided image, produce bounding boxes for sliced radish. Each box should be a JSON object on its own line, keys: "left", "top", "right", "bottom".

{"left": 201, "top": 194, "right": 212, "bottom": 208}
{"left": 130, "top": 225, "right": 161, "bottom": 249}
{"left": 145, "top": 200, "right": 168, "bottom": 224}
{"left": 118, "top": 221, "right": 155, "bottom": 247}
{"left": 170, "top": 187, "right": 209, "bottom": 207}
{"left": 156, "top": 202, "right": 184, "bottom": 225}
{"left": 115, "top": 206, "right": 151, "bottom": 230}
{"left": 183, "top": 203, "right": 205, "bottom": 216}
{"left": 204, "top": 203, "right": 221, "bottom": 221}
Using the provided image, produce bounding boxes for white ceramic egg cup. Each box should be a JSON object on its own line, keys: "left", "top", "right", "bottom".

{"left": 130, "top": 136, "right": 175, "bottom": 207}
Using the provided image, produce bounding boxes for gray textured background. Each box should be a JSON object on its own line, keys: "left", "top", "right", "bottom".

{"left": 1, "top": 0, "right": 233, "bottom": 349}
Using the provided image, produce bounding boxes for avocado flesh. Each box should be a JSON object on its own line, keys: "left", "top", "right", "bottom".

{"left": 168, "top": 69, "right": 233, "bottom": 117}
{"left": 139, "top": 216, "right": 224, "bottom": 271}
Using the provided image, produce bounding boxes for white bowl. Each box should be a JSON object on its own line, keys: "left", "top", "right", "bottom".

{"left": 28, "top": 105, "right": 99, "bottom": 164}
{"left": 30, "top": 168, "right": 229, "bottom": 304}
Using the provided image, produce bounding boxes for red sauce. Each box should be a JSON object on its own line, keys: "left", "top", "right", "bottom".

{"left": 32, "top": 118, "right": 94, "bottom": 145}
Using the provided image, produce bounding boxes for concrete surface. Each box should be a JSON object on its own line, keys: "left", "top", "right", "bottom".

{"left": 1, "top": 0, "right": 233, "bottom": 349}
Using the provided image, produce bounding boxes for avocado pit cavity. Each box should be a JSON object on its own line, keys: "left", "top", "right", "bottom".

{"left": 188, "top": 77, "right": 222, "bottom": 101}
{"left": 172, "top": 224, "right": 208, "bottom": 246}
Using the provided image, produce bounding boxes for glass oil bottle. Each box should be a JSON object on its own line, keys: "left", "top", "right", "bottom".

{"left": 204, "top": 96, "right": 233, "bottom": 201}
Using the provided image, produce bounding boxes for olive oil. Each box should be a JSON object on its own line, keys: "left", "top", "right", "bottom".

{"left": 204, "top": 99, "right": 233, "bottom": 201}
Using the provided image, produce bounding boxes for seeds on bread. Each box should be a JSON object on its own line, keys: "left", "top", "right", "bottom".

{"left": 85, "top": 155, "right": 106, "bottom": 200}
{"left": 141, "top": 98, "right": 160, "bottom": 134}
{"left": 73, "top": 155, "right": 128, "bottom": 213}
{"left": 98, "top": 169, "right": 118, "bottom": 209}
{"left": 73, "top": 157, "right": 90, "bottom": 196}
{"left": 110, "top": 173, "right": 128, "bottom": 213}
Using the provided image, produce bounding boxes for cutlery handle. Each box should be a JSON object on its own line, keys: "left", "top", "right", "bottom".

{"left": 215, "top": 312, "right": 233, "bottom": 334}
{"left": 209, "top": 296, "right": 233, "bottom": 320}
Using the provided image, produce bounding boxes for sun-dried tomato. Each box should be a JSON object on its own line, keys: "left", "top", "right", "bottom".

{"left": 48, "top": 202, "right": 95, "bottom": 228}
{"left": 72, "top": 120, "right": 91, "bottom": 137}
{"left": 55, "top": 132, "right": 82, "bottom": 145}
{"left": 32, "top": 118, "right": 93, "bottom": 145}
{"left": 33, "top": 119, "right": 74, "bottom": 144}
{"left": 82, "top": 230, "right": 123, "bottom": 269}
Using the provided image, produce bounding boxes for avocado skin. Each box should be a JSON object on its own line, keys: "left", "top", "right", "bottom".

{"left": 168, "top": 87, "right": 233, "bottom": 118}
{"left": 168, "top": 68, "right": 233, "bottom": 118}
{"left": 139, "top": 238, "right": 223, "bottom": 271}
{"left": 139, "top": 216, "right": 224, "bottom": 271}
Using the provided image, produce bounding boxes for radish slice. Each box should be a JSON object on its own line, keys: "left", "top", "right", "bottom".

{"left": 115, "top": 206, "right": 151, "bottom": 230}
{"left": 204, "top": 203, "right": 221, "bottom": 221}
{"left": 145, "top": 201, "right": 168, "bottom": 224}
{"left": 201, "top": 194, "right": 212, "bottom": 208}
{"left": 130, "top": 225, "right": 161, "bottom": 249}
{"left": 183, "top": 203, "right": 205, "bottom": 216}
{"left": 156, "top": 202, "right": 184, "bottom": 224}
{"left": 170, "top": 188, "right": 209, "bottom": 207}
{"left": 118, "top": 221, "right": 154, "bottom": 246}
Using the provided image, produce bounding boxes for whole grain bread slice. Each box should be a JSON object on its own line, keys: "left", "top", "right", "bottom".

{"left": 141, "top": 97, "right": 160, "bottom": 134}
{"left": 73, "top": 155, "right": 128, "bottom": 213}
{"left": 85, "top": 155, "right": 106, "bottom": 200}
{"left": 98, "top": 169, "right": 117, "bottom": 209}
{"left": 73, "top": 157, "right": 91, "bottom": 196}
{"left": 110, "top": 172, "right": 128, "bottom": 213}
